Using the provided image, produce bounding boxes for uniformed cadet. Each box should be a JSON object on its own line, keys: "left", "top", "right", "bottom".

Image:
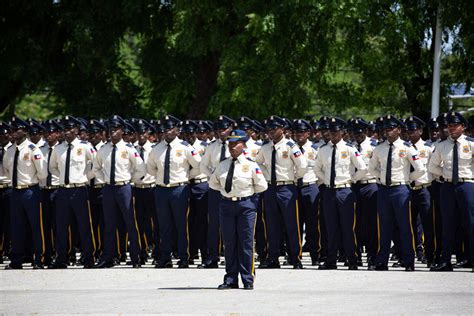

{"left": 93, "top": 115, "right": 146, "bottom": 268}
{"left": 428, "top": 111, "right": 474, "bottom": 272}
{"left": 314, "top": 117, "right": 367, "bottom": 270}
{"left": 256, "top": 115, "right": 307, "bottom": 269}
{"left": 199, "top": 115, "right": 235, "bottom": 268}
{"left": 292, "top": 119, "right": 321, "bottom": 265}
{"left": 3, "top": 117, "right": 47, "bottom": 269}
{"left": 368, "top": 115, "right": 426, "bottom": 271}
{"left": 182, "top": 120, "right": 209, "bottom": 264}
{"left": 27, "top": 119, "right": 46, "bottom": 148}
{"left": 0, "top": 122, "right": 13, "bottom": 263}
{"left": 48, "top": 116, "right": 96, "bottom": 269}
{"left": 147, "top": 115, "right": 201, "bottom": 268}
{"left": 406, "top": 116, "right": 436, "bottom": 267}
{"left": 350, "top": 118, "right": 379, "bottom": 268}
{"left": 209, "top": 130, "right": 268, "bottom": 289}
{"left": 133, "top": 119, "right": 157, "bottom": 264}
{"left": 238, "top": 116, "right": 262, "bottom": 161}
{"left": 87, "top": 119, "right": 107, "bottom": 259}
{"left": 39, "top": 120, "right": 63, "bottom": 266}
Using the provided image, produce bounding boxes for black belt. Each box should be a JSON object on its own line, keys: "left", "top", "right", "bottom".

{"left": 222, "top": 196, "right": 253, "bottom": 201}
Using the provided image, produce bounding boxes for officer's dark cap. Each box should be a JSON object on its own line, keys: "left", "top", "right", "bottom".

{"left": 328, "top": 117, "right": 347, "bottom": 132}
{"left": 426, "top": 118, "right": 440, "bottom": 130}
{"left": 28, "top": 120, "right": 45, "bottom": 134}
{"left": 446, "top": 111, "right": 468, "bottom": 126}
{"left": 134, "top": 119, "right": 154, "bottom": 134}
{"left": 237, "top": 116, "right": 255, "bottom": 130}
{"left": 181, "top": 120, "right": 199, "bottom": 133}
{"left": 382, "top": 115, "right": 403, "bottom": 129}
{"left": 436, "top": 113, "right": 449, "bottom": 127}
{"left": 292, "top": 119, "right": 312, "bottom": 132}
{"left": 351, "top": 119, "right": 370, "bottom": 134}
{"left": 88, "top": 119, "right": 106, "bottom": 133}
{"left": 311, "top": 119, "right": 321, "bottom": 130}
{"left": 405, "top": 116, "right": 425, "bottom": 131}
{"left": 161, "top": 115, "right": 181, "bottom": 130}
{"left": 266, "top": 115, "right": 286, "bottom": 129}
{"left": 107, "top": 115, "right": 126, "bottom": 129}
{"left": 253, "top": 120, "right": 264, "bottom": 132}
{"left": 43, "top": 120, "right": 63, "bottom": 133}
{"left": 0, "top": 121, "right": 12, "bottom": 135}
{"left": 214, "top": 115, "right": 235, "bottom": 130}
{"left": 123, "top": 120, "right": 136, "bottom": 134}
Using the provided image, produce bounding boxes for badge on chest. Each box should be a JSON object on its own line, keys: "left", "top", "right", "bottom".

{"left": 282, "top": 151, "right": 289, "bottom": 159}
{"left": 398, "top": 149, "right": 406, "bottom": 158}
{"left": 341, "top": 151, "right": 348, "bottom": 159}
{"left": 242, "top": 165, "right": 250, "bottom": 173}
{"left": 121, "top": 151, "right": 128, "bottom": 159}
{"left": 76, "top": 148, "right": 83, "bottom": 156}
{"left": 23, "top": 153, "right": 30, "bottom": 160}
{"left": 176, "top": 149, "right": 183, "bottom": 157}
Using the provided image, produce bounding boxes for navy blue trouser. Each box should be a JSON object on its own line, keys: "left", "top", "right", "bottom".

{"left": 206, "top": 188, "right": 222, "bottom": 261}
{"left": 101, "top": 184, "right": 141, "bottom": 263}
{"left": 0, "top": 187, "right": 12, "bottom": 257}
{"left": 410, "top": 187, "right": 434, "bottom": 263}
{"left": 220, "top": 197, "right": 257, "bottom": 286}
{"left": 88, "top": 186, "right": 104, "bottom": 258}
{"left": 376, "top": 185, "right": 415, "bottom": 267}
{"left": 439, "top": 182, "right": 474, "bottom": 264}
{"left": 429, "top": 181, "right": 442, "bottom": 263}
{"left": 155, "top": 185, "right": 190, "bottom": 262}
{"left": 9, "top": 185, "right": 45, "bottom": 266}
{"left": 318, "top": 184, "right": 328, "bottom": 259}
{"left": 297, "top": 183, "right": 320, "bottom": 259}
{"left": 133, "top": 187, "right": 156, "bottom": 260}
{"left": 353, "top": 183, "right": 378, "bottom": 260}
{"left": 41, "top": 188, "right": 57, "bottom": 263}
{"left": 322, "top": 187, "right": 357, "bottom": 265}
{"left": 254, "top": 193, "right": 267, "bottom": 260}
{"left": 264, "top": 184, "right": 301, "bottom": 262}
{"left": 189, "top": 182, "right": 209, "bottom": 261}
{"left": 55, "top": 187, "right": 95, "bottom": 265}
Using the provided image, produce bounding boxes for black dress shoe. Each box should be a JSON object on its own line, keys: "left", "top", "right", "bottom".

{"left": 367, "top": 264, "right": 376, "bottom": 271}
{"left": 374, "top": 264, "right": 388, "bottom": 271}
{"left": 152, "top": 258, "right": 160, "bottom": 265}
{"left": 155, "top": 261, "right": 173, "bottom": 268}
{"left": 293, "top": 261, "right": 304, "bottom": 269}
{"left": 405, "top": 265, "right": 415, "bottom": 271}
{"left": 259, "top": 259, "right": 280, "bottom": 269}
{"left": 454, "top": 260, "right": 472, "bottom": 268}
{"left": 198, "top": 260, "right": 218, "bottom": 269}
{"left": 311, "top": 259, "right": 320, "bottom": 266}
{"left": 94, "top": 260, "right": 114, "bottom": 269}
{"left": 243, "top": 284, "right": 254, "bottom": 290}
{"left": 132, "top": 263, "right": 141, "bottom": 268}
{"left": 5, "top": 263, "right": 23, "bottom": 270}
{"left": 430, "top": 262, "right": 453, "bottom": 271}
{"left": 217, "top": 283, "right": 239, "bottom": 290}
{"left": 50, "top": 262, "right": 68, "bottom": 269}
{"left": 177, "top": 260, "right": 189, "bottom": 268}
{"left": 318, "top": 263, "right": 337, "bottom": 270}
{"left": 392, "top": 261, "right": 405, "bottom": 268}
{"left": 33, "top": 263, "right": 45, "bottom": 269}
{"left": 348, "top": 264, "right": 358, "bottom": 270}
{"left": 83, "top": 262, "right": 95, "bottom": 269}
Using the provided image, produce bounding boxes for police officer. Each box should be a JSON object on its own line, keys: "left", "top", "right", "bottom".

{"left": 314, "top": 117, "right": 367, "bottom": 270}
{"left": 368, "top": 115, "right": 425, "bottom": 271}
{"left": 256, "top": 115, "right": 307, "bottom": 269}
{"left": 293, "top": 119, "right": 321, "bottom": 265}
{"left": 199, "top": 115, "right": 235, "bottom": 268}
{"left": 209, "top": 130, "right": 268, "bottom": 289}
{"left": 350, "top": 118, "right": 379, "bottom": 268}
{"left": 3, "top": 117, "right": 47, "bottom": 269}
{"left": 0, "top": 122, "right": 12, "bottom": 263}
{"left": 93, "top": 115, "right": 146, "bottom": 268}
{"left": 147, "top": 115, "right": 201, "bottom": 268}
{"left": 429, "top": 111, "right": 474, "bottom": 272}
{"left": 48, "top": 116, "right": 96, "bottom": 269}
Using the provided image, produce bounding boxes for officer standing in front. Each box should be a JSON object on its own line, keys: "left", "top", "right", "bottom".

{"left": 314, "top": 117, "right": 367, "bottom": 270}
{"left": 429, "top": 112, "right": 474, "bottom": 272}
{"left": 209, "top": 130, "right": 268, "bottom": 289}
{"left": 368, "top": 115, "right": 425, "bottom": 271}
{"left": 93, "top": 115, "right": 146, "bottom": 268}
{"left": 0, "top": 122, "right": 12, "bottom": 264}
{"left": 3, "top": 117, "right": 47, "bottom": 269}
{"left": 147, "top": 115, "right": 201, "bottom": 268}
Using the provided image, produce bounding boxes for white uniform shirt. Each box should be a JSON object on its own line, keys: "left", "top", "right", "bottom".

{"left": 314, "top": 139, "right": 367, "bottom": 186}
{"left": 200, "top": 139, "right": 229, "bottom": 177}
{"left": 297, "top": 140, "right": 318, "bottom": 184}
{"left": 256, "top": 137, "right": 307, "bottom": 182}
{"left": 190, "top": 139, "right": 209, "bottom": 180}
{"left": 93, "top": 139, "right": 146, "bottom": 184}
{"left": 0, "top": 142, "right": 12, "bottom": 185}
{"left": 49, "top": 138, "right": 95, "bottom": 185}
{"left": 89, "top": 141, "right": 105, "bottom": 185}
{"left": 245, "top": 138, "right": 262, "bottom": 161}
{"left": 134, "top": 140, "right": 156, "bottom": 185}
{"left": 428, "top": 134, "right": 473, "bottom": 181}
{"left": 353, "top": 137, "right": 378, "bottom": 182}
{"left": 209, "top": 154, "right": 268, "bottom": 198}
{"left": 3, "top": 139, "right": 47, "bottom": 186}
{"left": 412, "top": 138, "right": 434, "bottom": 186}
{"left": 39, "top": 141, "right": 60, "bottom": 187}
{"left": 147, "top": 137, "right": 201, "bottom": 186}
{"left": 368, "top": 137, "right": 425, "bottom": 185}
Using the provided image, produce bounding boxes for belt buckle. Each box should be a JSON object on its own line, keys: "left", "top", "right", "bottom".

{"left": 231, "top": 197, "right": 238, "bottom": 201}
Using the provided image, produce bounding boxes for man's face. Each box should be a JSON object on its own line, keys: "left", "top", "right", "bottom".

{"left": 384, "top": 127, "right": 400, "bottom": 142}
{"left": 164, "top": 127, "right": 178, "bottom": 143}
{"left": 64, "top": 127, "right": 78, "bottom": 143}
{"left": 12, "top": 128, "right": 27, "bottom": 144}
{"left": 294, "top": 130, "right": 310, "bottom": 145}
{"left": 245, "top": 128, "right": 257, "bottom": 140}
{"left": 408, "top": 128, "right": 423, "bottom": 143}
{"left": 109, "top": 127, "right": 124, "bottom": 143}
{"left": 268, "top": 127, "right": 284, "bottom": 141}
{"left": 447, "top": 123, "right": 464, "bottom": 140}
{"left": 29, "top": 133, "right": 42, "bottom": 144}
{"left": 89, "top": 131, "right": 104, "bottom": 146}
{"left": 329, "top": 130, "right": 344, "bottom": 144}
{"left": 312, "top": 130, "right": 321, "bottom": 142}
{"left": 45, "top": 131, "right": 59, "bottom": 145}
{"left": 354, "top": 132, "right": 366, "bottom": 144}
{"left": 228, "top": 141, "right": 245, "bottom": 159}
{"left": 138, "top": 131, "right": 149, "bottom": 145}
{"left": 321, "top": 129, "right": 331, "bottom": 142}
{"left": 217, "top": 127, "right": 232, "bottom": 141}
{"left": 0, "top": 133, "right": 11, "bottom": 146}
{"left": 429, "top": 128, "right": 440, "bottom": 141}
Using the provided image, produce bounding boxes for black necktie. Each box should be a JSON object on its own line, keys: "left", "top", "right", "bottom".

{"left": 110, "top": 144, "right": 117, "bottom": 185}
{"left": 330, "top": 144, "right": 336, "bottom": 188}
{"left": 139, "top": 146, "right": 145, "bottom": 161}
{"left": 452, "top": 141, "right": 459, "bottom": 185}
{"left": 225, "top": 158, "right": 236, "bottom": 193}
{"left": 297, "top": 146, "right": 305, "bottom": 187}
{"left": 220, "top": 142, "right": 226, "bottom": 162}
{"left": 386, "top": 143, "right": 393, "bottom": 186}
{"left": 46, "top": 147, "right": 53, "bottom": 187}
{"left": 271, "top": 146, "right": 277, "bottom": 185}
{"left": 90, "top": 145, "right": 97, "bottom": 187}
{"left": 12, "top": 148, "right": 19, "bottom": 188}
{"left": 163, "top": 143, "right": 171, "bottom": 184}
{"left": 64, "top": 143, "right": 72, "bottom": 185}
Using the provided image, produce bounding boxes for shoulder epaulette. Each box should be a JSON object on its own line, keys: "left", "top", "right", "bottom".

{"left": 151, "top": 143, "right": 158, "bottom": 148}
{"left": 126, "top": 143, "right": 133, "bottom": 148}
{"left": 424, "top": 141, "right": 433, "bottom": 147}
{"left": 181, "top": 140, "right": 190, "bottom": 146}
{"left": 403, "top": 141, "right": 413, "bottom": 147}
{"left": 200, "top": 141, "right": 208, "bottom": 147}
{"left": 80, "top": 140, "right": 88, "bottom": 144}
{"left": 311, "top": 143, "right": 320, "bottom": 150}
{"left": 370, "top": 140, "right": 378, "bottom": 147}
{"left": 466, "top": 136, "right": 474, "bottom": 142}
{"left": 246, "top": 157, "right": 253, "bottom": 162}
{"left": 287, "top": 141, "right": 295, "bottom": 147}
{"left": 345, "top": 142, "right": 354, "bottom": 147}
{"left": 262, "top": 140, "right": 269, "bottom": 145}
{"left": 255, "top": 140, "right": 263, "bottom": 146}
{"left": 320, "top": 143, "right": 328, "bottom": 148}
{"left": 209, "top": 139, "right": 217, "bottom": 144}
{"left": 28, "top": 144, "right": 36, "bottom": 150}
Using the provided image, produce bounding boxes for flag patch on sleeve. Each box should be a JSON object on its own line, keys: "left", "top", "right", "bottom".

{"left": 256, "top": 167, "right": 262, "bottom": 174}
{"left": 34, "top": 154, "right": 42, "bottom": 160}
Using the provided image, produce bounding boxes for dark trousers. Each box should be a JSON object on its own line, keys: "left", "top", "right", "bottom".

{"left": 376, "top": 185, "right": 415, "bottom": 267}
{"left": 322, "top": 187, "right": 357, "bottom": 265}
{"left": 429, "top": 182, "right": 443, "bottom": 262}
{"left": 41, "top": 188, "right": 57, "bottom": 263}
{"left": 88, "top": 186, "right": 104, "bottom": 258}
{"left": 318, "top": 184, "right": 328, "bottom": 259}
{"left": 410, "top": 187, "right": 434, "bottom": 263}
{"left": 353, "top": 183, "right": 378, "bottom": 260}
{"left": 264, "top": 184, "right": 301, "bottom": 262}
{"left": 101, "top": 184, "right": 141, "bottom": 263}
{"left": 220, "top": 197, "right": 257, "bottom": 286}
{"left": 206, "top": 188, "right": 222, "bottom": 261}
{"left": 55, "top": 187, "right": 95, "bottom": 265}
{"left": 0, "top": 187, "right": 12, "bottom": 258}
{"left": 439, "top": 182, "right": 474, "bottom": 264}
{"left": 189, "top": 182, "right": 209, "bottom": 261}
{"left": 155, "top": 185, "right": 190, "bottom": 262}
{"left": 255, "top": 193, "right": 267, "bottom": 260}
{"left": 9, "top": 185, "right": 45, "bottom": 266}
{"left": 297, "top": 183, "right": 320, "bottom": 260}
{"left": 133, "top": 187, "right": 156, "bottom": 260}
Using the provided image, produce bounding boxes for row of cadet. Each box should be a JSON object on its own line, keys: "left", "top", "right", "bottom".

{"left": 0, "top": 112, "right": 473, "bottom": 272}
